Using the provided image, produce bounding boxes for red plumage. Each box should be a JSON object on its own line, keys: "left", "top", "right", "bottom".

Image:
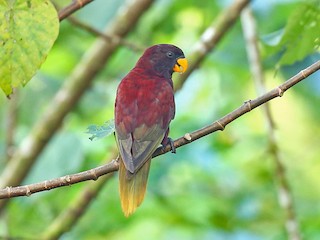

{"left": 115, "top": 44, "right": 187, "bottom": 216}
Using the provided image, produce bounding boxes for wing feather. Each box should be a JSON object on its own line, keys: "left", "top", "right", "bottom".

{"left": 116, "top": 124, "right": 165, "bottom": 173}
{"left": 115, "top": 71, "right": 175, "bottom": 174}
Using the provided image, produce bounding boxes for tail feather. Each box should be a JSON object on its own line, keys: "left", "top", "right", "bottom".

{"left": 119, "top": 158, "right": 151, "bottom": 217}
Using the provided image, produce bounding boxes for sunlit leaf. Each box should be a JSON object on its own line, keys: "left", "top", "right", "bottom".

{"left": 86, "top": 119, "right": 115, "bottom": 141}
{"left": 0, "top": 0, "right": 59, "bottom": 96}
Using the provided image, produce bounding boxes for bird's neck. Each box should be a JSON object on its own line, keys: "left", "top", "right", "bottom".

{"left": 131, "top": 67, "right": 174, "bottom": 88}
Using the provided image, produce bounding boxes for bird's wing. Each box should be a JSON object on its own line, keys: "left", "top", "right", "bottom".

{"left": 115, "top": 74, "right": 174, "bottom": 174}
{"left": 116, "top": 122, "right": 166, "bottom": 173}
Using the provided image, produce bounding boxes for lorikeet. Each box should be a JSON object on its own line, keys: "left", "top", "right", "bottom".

{"left": 114, "top": 44, "right": 188, "bottom": 217}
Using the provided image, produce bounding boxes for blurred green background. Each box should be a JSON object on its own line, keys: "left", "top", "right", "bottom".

{"left": 0, "top": 0, "right": 319, "bottom": 239}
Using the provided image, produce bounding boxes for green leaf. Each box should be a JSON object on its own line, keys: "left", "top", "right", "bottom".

{"left": 0, "top": 0, "right": 59, "bottom": 96}
{"left": 86, "top": 119, "right": 115, "bottom": 141}
{"left": 276, "top": 1, "right": 320, "bottom": 65}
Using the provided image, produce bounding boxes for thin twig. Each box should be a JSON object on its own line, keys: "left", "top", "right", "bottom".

{"left": 67, "top": 16, "right": 144, "bottom": 52}
{"left": 0, "top": 60, "right": 319, "bottom": 199}
{"left": 58, "top": 0, "right": 95, "bottom": 21}
{"left": 241, "top": 7, "right": 301, "bottom": 240}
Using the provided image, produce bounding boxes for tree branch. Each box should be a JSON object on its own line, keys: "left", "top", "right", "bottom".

{"left": 58, "top": 0, "right": 95, "bottom": 21}
{"left": 0, "top": 159, "right": 118, "bottom": 198}
{"left": 241, "top": 7, "right": 301, "bottom": 240}
{"left": 1, "top": 60, "right": 319, "bottom": 199}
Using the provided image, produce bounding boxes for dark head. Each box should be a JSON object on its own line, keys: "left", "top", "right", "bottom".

{"left": 135, "top": 44, "right": 188, "bottom": 79}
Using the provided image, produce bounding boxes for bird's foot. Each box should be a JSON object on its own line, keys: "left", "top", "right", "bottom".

{"left": 161, "top": 137, "right": 176, "bottom": 153}
{"left": 167, "top": 137, "right": 176, "bottom": 154}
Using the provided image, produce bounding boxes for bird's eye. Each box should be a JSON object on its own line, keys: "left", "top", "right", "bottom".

{"left": 166, "top": 51, "right": 174, "bottom": 58}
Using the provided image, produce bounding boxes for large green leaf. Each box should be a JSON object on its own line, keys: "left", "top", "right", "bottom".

{"left": 0, "top": 0, "right": 59, "bottom": 96}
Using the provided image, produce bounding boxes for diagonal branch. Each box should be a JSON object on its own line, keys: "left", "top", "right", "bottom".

{"left": 58, "top": 0, "right": 95, "bottom": 21}
{"left": 0, "top": 158, "right": 118, "bottom": 199}
{"left": 0, "top": 60, "right": 319, "bottom": 199}
{"left": 67, "top": 16, "right": 144, "bottom": 52}
{"left": 154, "top": 60, "right": 320, "bottom": 155}
{"left": 241, "top": 7, "right": 301, "bottom": 240}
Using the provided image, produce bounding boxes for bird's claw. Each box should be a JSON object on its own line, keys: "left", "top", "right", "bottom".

{"left": 168, "top": 137, "right": 176, "bottom": 154}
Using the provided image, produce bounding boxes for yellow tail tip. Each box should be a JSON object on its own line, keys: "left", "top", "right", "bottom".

{"left": 119, "top": 159, "right": 151, "bottom": 217}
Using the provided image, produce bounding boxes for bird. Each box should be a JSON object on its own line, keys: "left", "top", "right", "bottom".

{"left": 114, "top": 44, "right": 188, "bottom": 217}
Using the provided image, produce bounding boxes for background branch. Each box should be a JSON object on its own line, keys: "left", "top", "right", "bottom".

{"left": 58, "top": 0, "right": 95, "bottom": 21}
{"left": 1, "top": 60, "right": 319, "bottom": 199}
{"left": 241, "top": 7, "right": 301, "bottom": 240}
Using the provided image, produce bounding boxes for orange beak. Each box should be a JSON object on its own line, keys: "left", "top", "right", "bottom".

{"left": 173, "top": 58, "right": 188, "bottom": 74}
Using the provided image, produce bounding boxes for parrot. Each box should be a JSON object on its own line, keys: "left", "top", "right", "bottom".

{"left": 114, "top": 44, "right": 188, "bottom": 217}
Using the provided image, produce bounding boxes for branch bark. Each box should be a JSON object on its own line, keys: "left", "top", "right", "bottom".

{"left": 1, "top": 60, "right": 319, "bottom": 199}
{"left": 0, "top": 0, "right": 154, "bottom": 211}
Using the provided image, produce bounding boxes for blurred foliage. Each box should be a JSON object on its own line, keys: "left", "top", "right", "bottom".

{"left": 262, "top": 0, "right": 320, "bottom": 65}
{"left": 0, "top": 0, "right": 319, "bottom": 240}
